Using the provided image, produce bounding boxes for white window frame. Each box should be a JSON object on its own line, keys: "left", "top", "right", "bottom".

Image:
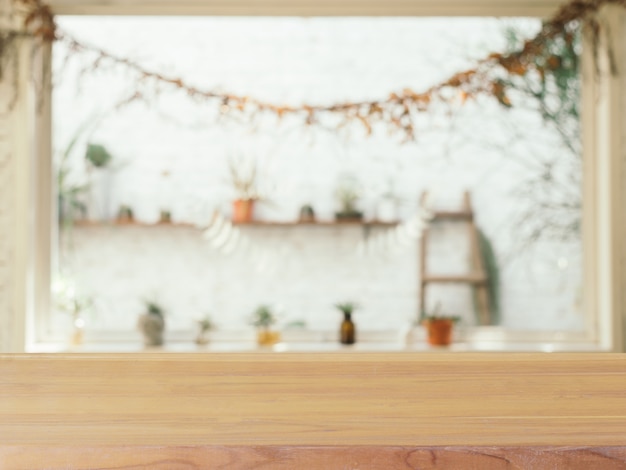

{"left": 14, "top": 0, "right": 625, "bottom": 351}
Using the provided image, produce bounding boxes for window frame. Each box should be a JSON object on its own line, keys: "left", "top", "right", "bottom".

{"left": 20, "top": 0, "right": 626, "bottom": 351}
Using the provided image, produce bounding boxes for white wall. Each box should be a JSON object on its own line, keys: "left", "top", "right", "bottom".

{"left": 52, "top": 16, "right": 584, "bottom": 336}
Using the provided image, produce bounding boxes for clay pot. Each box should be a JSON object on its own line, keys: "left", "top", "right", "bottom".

{"left": 424, "top": 319, "right": 454, "bottom": 346}
{"left": 233, "top": 199, "right": 255, "bottom": 223}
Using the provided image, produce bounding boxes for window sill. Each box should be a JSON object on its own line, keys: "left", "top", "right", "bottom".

{"left": 27, "top": 339, "right": 607, "bottom": 353}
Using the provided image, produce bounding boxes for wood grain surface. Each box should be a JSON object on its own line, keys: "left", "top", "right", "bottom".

{"left": 1, "top": 446, "right": 626, "bottom": 469}
{"left": 0, "top": 353, "right": 625, "bottom": 455}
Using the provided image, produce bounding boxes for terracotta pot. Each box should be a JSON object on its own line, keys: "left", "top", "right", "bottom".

{"left": 257, "top": 329, "right": 281, "bottom": 347}
{"left": 425, "top": 319, "right": 454, "bottom": 346}
{"left": 233, "top": 199, "right": 255, "bottom": 223}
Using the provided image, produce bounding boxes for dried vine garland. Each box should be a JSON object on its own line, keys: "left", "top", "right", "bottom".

{"left": 3, "top": 0, "right": 626, "bottom": 139}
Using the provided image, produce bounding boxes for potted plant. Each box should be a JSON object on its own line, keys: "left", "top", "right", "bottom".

{"left": 250, "top": 305, "right": 281, "bottom": 347}
{"left": 228, "top": 156, "right": 260, "bottom": 223}
{"left": 335, "top": 302, "right": 357, "bottom": 345}
{"left": 53, "top": 276, "right": 93, "bottom": 346}
{"left": 159, "top": 209, "right": 172, "bottom": 224}
{"left": 195, "top": 314, "right": 215, "bottom": 346}
{"left": 117, "top": 204, "right": 134, "bottom": 224}
{"left": 85, "top": 143, "right": 113, "bottom": 168}
{"left": 85, "top": 143, "right": 114, "bottom": 221}
{"left": 422, "top": 303, "right": 460, "bottom": 346}
{"left": 55, "top": 116, "right": 106, "bottom": 228}
{"left": 137, "top": 300, "right": 166, "bottom": 347}
{"left": 57, "top": 174, "right": 88, "bottom": 227}
{"left": 334, "top": 176, "right": 363, "bottom": 222}
{"left": 299, "top": 204, "right": 316, "bottom": 223}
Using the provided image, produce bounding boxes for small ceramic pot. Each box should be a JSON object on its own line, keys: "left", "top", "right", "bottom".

{"left": 138, "top": 313, "right": 165, "bottom": 347}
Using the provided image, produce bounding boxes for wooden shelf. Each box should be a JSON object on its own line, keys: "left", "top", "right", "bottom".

{"left": 233, "top": 220, "right": 400, "bottom": 227}
{"left": 70, "top": 220, "right": 400, "bottom": 228}
{"left": 70, "top": 220, "right": 196, "bottom": 228}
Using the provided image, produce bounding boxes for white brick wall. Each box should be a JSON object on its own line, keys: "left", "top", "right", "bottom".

{"left": 53, "top": 16, "right": 584, "bottom": 336}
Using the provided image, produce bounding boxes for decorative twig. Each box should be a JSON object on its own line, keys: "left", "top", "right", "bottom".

{"left": 7, "top": 0, "right": 626, "bottom": 139}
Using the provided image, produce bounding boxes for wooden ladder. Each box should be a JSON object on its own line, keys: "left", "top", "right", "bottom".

{"left": 419, "top": 191, "right": 491, "bottom": 325}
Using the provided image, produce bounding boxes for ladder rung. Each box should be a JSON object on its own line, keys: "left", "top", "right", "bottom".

{"left": 422, "top": 274, "right": 487, "bottom": 284}
{"left": 430, "top": 210, "right": 473, "bottom": 220}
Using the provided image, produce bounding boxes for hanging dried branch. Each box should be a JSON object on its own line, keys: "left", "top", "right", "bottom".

{"left": 5, "top": 0, "right": 626, "bottom": 139}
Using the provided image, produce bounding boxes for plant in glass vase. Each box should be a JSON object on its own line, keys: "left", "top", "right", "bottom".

{"left": 335, "top": 302, "right": 358, "bottom": 345}
{"left": 195, "top": 314, "right": 215, "bottom": 346}
{"left": 52, "top": 275, "right": 93, "bottom": 346}
{"left": 250, "top": 305, "right": 281, "bottom": 347}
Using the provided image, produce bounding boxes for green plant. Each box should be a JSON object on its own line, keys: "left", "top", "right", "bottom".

{"left": 335, "top": 177, "right": 361, "bottom": 214}
{"left": 57, "top": 144, "right": 89, "bottom": 226}
{"left": 85, "top": 143, "right": 112, "bottom": 168}
{"left": 144, "top": 300, "right": 164, "bottom": 316}
{"left": 472, "top": 228, "right": 500, "bottom": 324}
{"left": 56, "top": 293, "right": 93, "bottom": 320}
{"left": 250, "top": 305, "right": 277, "bottom": 329}
{"left": 421, "top": 302, "right": 460, "bottom": 323}
{"left": 57, "top": 176, "right": 88, "bottom": 225}
{"left": 228, "top": 154, "right": 260, "bottom": 201}
{"left": 197, "top": 315, "right": 215, "bottom": 332}
{"left": 335, "top": 302, "right": 358, "bottom": 315}
{"left": 499, "top": 24, "right": 581, "bottom": 248}
{"left": 52, "top": 275, "right": 94, "bottom": 320}
{"left": 299, "top": 204, "right": 315, "bottom": 220}
{"left": 117, "top": 205, "right": 134, "bottom": 220}
{"left": 56, "top": 114, "right": 108, "bottom": 227}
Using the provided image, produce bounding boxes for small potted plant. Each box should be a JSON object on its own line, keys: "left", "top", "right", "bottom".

{"left": 228, "top": 156, "right": 260, "bottom": 223}
{"left": 422, "top": 303, "right": 460, "bottom": 347}
{"left": 85, "top": 143, "right": 113, "bottom": 168}
{"left": 195, "top": 314, "right": 215, "bottom": 346}
{"left": 117, "top": 204, "right": 134, "bottom": 224}
{"left": 299, "top": 204, "right": 316, "bottom": 223}
{"left": 334, "top": 176, "right": 363, "bottom": 222}
{"left": 57, "top": 163, "right": 88, "bottom": 227}
{"left": 137, "top": 300, "right": 166, "bottom": 347}
{"left": 250, "top": 305, "right": 281, "bottom": 347}
{"left": 53, "top": 276, "right": 93, "bottom": 347}
{"left": 85, "top": 143, "right": 114, "bottom": 221}
{"left": 159, "top": 209, "right": 172, "bottom": 224}
{"left": 335, "top": 302, "right": 357, "bottom": 345}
